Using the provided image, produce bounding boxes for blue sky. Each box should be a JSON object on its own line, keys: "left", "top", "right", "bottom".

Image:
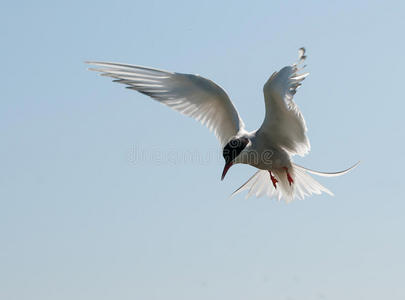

{"left": 1, "top": 1, "right": 404, "bottom": 299}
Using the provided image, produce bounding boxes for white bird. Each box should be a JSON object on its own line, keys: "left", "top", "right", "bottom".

{"left": 86, "top": 48, "right": 358, "bottom": 202}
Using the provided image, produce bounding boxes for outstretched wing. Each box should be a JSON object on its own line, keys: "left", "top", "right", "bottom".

{"left": 258, "top": 48, "right": 310, "bottom": 156}
{"left": 86, "top": 61, "right": 245, "bottom": 146}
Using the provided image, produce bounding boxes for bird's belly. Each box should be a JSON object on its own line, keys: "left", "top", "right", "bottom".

{"left": 243, "top": 147, "right": 291, "bottom": 171}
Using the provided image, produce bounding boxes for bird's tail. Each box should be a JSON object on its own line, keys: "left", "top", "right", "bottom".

{"left": 231, "top": 162, "right": 359, "bottom": 203}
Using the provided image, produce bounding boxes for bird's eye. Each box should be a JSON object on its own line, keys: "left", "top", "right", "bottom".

{"left": 222, "top": 138, "right": 249, "bottom": 162}
{"left": 230, "top": 139, "right": 239, "bottom": 147}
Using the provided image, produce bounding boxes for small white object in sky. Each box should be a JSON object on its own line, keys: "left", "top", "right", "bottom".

{"left": 86, "top": 48, "right": 358, "bottom": 202}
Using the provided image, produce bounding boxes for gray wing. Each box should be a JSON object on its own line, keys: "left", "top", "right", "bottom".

{"left": 87, "top": 61, "right": 245, "bottom": 146}
{"left": 258, "top": 48, "right": 310, "bottom": 156}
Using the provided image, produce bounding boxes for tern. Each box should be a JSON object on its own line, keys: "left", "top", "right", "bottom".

{"left": 87, "top": 48, "right": 358, "bottom": 202}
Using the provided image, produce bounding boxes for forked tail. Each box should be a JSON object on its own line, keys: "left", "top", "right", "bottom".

{"left": 231, "top": 162, "right": 359, "bottom": 203}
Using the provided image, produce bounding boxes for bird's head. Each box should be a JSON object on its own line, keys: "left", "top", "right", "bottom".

{"left": 221, "top": 137, "right": 249, "bottom": 180}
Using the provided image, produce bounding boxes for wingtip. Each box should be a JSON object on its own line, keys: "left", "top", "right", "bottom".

{"left": 298, "top": 47, "right": 306, "bottom": 57}
{"left": 87, "top": 67, "right": 108, "bottom": 74}
{"left": 292, "top": 47, "right": 307, "bottom": 68}
{"left": 84, "top": 61, "right": 112, "bottom": 67}
{"left": 84, "top": 60, "right": 102, "bottom": 66}
{"left": 85, "top": 60, "right": 101, "bottom": 64}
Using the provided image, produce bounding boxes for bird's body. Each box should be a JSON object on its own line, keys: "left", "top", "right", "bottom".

{"left": 87, "top": 48, "right": 358, "bottom": 202}
{"left": 238, "top": 130, "right": 292, "bottom": 170}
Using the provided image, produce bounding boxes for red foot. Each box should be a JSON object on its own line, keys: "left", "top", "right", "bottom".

{"left": 268, "top": 171, "right": 278, "bottom": 189}
{"left": 283, "top": 167, "right": 294, "bottom": 186}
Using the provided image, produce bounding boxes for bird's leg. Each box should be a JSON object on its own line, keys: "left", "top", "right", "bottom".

{"left": 268, "top": 171, "right": 278, "bottom": 189}
{"left": 283, "top": 167, "right": 294, "bottom": 186}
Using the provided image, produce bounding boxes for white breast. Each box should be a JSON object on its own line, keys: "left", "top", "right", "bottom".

{"left": 235, "top": 132, "right": 292, "bottom": 171}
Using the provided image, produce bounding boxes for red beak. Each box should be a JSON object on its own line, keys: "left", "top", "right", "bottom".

{"left": 221, "top": 162, "right": 234, "bottom": 181}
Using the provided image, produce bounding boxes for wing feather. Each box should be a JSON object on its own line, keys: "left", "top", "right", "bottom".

{"left": 258, "top": 48, "right": 310, "bottom": 156}
{"left": 86, "top": 62, "right": 245, "bottom": 146}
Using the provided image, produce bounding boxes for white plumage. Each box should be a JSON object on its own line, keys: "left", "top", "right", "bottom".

{"left": 87, "top": 48, "right": 358, "bottom": 202}
{"left": 261, "top": 58, "right": 310, "bottom": 156}
{"left": 87, "top": 62, "right": 244, "bottom": 147}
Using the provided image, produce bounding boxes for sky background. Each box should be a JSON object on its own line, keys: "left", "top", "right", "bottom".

{"left": 1, "top": 1, "right": 404, "bottom": 299}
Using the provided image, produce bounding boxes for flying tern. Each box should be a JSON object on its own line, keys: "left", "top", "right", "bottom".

{"left": 87, "top": 48, "right": 358, "bottom": 202}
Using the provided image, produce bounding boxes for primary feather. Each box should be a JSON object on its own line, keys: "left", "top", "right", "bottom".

{"left": 259, "top": 48, "right": 310, "bottom": 156}
{"left": 86, "top": 61, "right": 244, "bottom": 147}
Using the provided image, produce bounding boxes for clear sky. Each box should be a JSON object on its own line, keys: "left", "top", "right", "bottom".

{"left": 1, "top": 1, "right": 404, "bottom": 299}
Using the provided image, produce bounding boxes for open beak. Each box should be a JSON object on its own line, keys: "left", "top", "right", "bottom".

{"left": 221, "top": 161, "right": 234, "bottom": 181}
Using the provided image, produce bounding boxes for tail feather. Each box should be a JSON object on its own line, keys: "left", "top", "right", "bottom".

{"left": 293, "top": 161, "right": 360, "bottom": 177}
{"left": 231, "top": 162, "right": 359, "bottom": 202}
